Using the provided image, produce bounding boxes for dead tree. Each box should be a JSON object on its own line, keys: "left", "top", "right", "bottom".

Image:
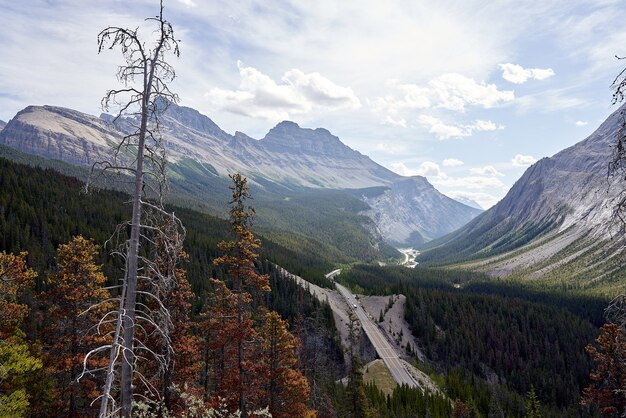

{"left": 79, "top": 2, "right": 184, "bottom": 417}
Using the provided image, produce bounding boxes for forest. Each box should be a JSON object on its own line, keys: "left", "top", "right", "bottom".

{"left": 339, "top": 264, "right": 615, "bottom": 417}
{"left": 0, "top": 156, "right": 463, "bottom": 417}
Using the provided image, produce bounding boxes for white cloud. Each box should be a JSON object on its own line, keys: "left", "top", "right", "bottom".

{"left": 282, "top": 68, "right": 361, "bottom": 109}
{"left": 389, "top": 161, "right": 445, "bottom": 178}
{"left": 575, "top": 120, "right": 588, "bottom": 126}
{"left": 515, "top": 89, "right": 585, "bottom": 112}
{"left": 512, "top": 154, "right": 538, "bottom": 166}
{"left": 442, "top": 158, "right": 464, "bottom": 167}
{"left": 469, "top": 165, "right": 504, "bottom": 177}
{"left": 433, "top": 175, "right": 505, "bottom": 190}
{"left": 499, "top": 63, "right": 555, "bottom": 84}
{"left": 174, "top": 0, "right": 197, "bottom": 7}
{"left": 445, "top": 191, "right": 500, "bottom": 209}
{"left": 382, "top": 115, "right": 407, "bottom": 128}
{"left": 206, "top": 62, "right": 360, "bottom": 121}
{"left": 372, "top": 74, "right": 514, "bottom": 116}
{"left": 418, "top": 115, "right": 501, "bottom": 140}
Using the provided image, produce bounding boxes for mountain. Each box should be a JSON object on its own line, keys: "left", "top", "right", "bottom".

{"left": 419, "top": 104, "right": 626, "bottom": 294}
{"left": 0, "top": 120, "right": 6, "bottom": 130}
{"left": 448, "top": 195, "right": 483, "bottom": 210}
{"left": 0, "top": 106, "right": 118, "bottom": 166}
{"left": 361, "top": 176, "right": 482, "bottom": 246}
{"left": 0, "top": 101, "right": 481, "bottom": 252}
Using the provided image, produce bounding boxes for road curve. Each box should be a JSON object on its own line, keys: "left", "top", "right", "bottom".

{"left": 335, "top": 282, "right": 418, "bottom": 389}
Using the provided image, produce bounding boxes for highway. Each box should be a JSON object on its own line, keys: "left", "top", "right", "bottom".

{"left": 335, "top": 282, "right": 418, "bottom": 389}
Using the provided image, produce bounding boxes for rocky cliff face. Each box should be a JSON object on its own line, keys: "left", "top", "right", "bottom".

{"left": 363, "top": 176, "right": 482, "bottom": 245}
{"left": 0, "top": 120, "right": 6, "bottom": 131}
{"left": 419, "top": 104, "right": 626, "bottom": 289}
{"left": 0, "top": 101, "right": 481, "bottom": 246}
{"left": 0, "top": 106, "right": 118, "bottom": 166}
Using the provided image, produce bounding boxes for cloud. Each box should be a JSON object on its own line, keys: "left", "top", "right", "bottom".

{"left": 418, "top": 115, "right": 501, "bottom": 140}
{"left": 445, "top": 191, "right": 500, "bottom": 209}
{"left": 389, "top": 161, "right": 444, "bottom": 178}
{"left": 372, "top": 74, "right": 514, "bottom": 116}
{"left": 442, "top": 158, "right": 464, "bottom": 167}
{"left": 575, "top": 120, "right": 588, "bottom": 126}
{"left": 511, "top": 154, "right": 537, "bottom": 166}
{"left": 174, "top": 0, "right": 197, "bottom": 7}
{"left": 206, "top": 62, "right": 360, "bottom": 120}
{"left": 515, "top": 89, "right": 585, "bottom": 112}
{"left": 499, "top": 63, "right": 555, "bottom": 84}
{"left": 434, "top": 175, "right": 505, "bottom": 190}
{"left": 469, "top": 165, "right": 504, "bottom": 176}
{"left": 382, "top": 115, "right": 407, "bottom": 128}
{"left": 389, "top": 160, "right": 507, "bottom": 208}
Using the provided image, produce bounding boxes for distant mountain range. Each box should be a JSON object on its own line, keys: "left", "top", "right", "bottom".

{"left": 419, "top": 104, "right": 626, "bottom": 293}
{"left": 0, "top": 101, "right": 481, "bottom": 255}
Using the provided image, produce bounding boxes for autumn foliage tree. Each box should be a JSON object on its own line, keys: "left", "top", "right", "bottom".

{"left": 40, "top": 236, "right": 112, "bottom": 417}
{"left": 204, "top": 173, "right": 312, "bottom": 417}
{"left": 582, "top": 323, "right": 626, "bottom": 416}
{"left": 206, "top": 173, "right": 270, "bottom": 417}
{"left": 258, "top": 311, "right": 312, "bottom": 418}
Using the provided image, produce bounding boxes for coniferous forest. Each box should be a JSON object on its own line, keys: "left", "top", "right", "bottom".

{"left": 4, "top": 1, "right": 626, "bottom": 418}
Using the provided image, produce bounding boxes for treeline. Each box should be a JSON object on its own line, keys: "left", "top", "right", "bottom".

{"left": 340, "top": 264, "right": 603, "bottom": 416}
{"left": 0, "top": 156, "right": 334, "bottom": 290}
{"left": 4, "top": 156, "right": 464, "bottom": 417}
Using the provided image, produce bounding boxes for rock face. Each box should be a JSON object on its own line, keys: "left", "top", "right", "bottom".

{"left": 362, "top": 176, "right": 482, "bottom": 245}
{"left": 0, "top": 106, "right": 118, "bottom": 166}
{"left": 0, "top": 101, "right": 482, "bottom": 246}
{"left": 0, "top": 120, "right": 6, "bottom": 131}
{"left": 419, "top": 104, "right": 626, "bottom": 288}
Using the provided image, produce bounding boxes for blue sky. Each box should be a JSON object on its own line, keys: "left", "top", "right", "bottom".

{"left": 1, "top": 0, "right": 626, "bottom": 208}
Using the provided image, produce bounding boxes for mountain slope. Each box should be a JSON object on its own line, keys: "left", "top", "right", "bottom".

{"left": 0, "top": 102, "right": 481, "bottom": 251}
{"left": 419, "top": 104, "right": 626, "bottom": 294}
{"left": 361, "top": 177, "right": 482, "bottom": 245}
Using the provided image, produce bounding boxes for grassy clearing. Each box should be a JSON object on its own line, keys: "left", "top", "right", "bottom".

{"left": 363, "top": 359, "right": 397, "bottom": 396}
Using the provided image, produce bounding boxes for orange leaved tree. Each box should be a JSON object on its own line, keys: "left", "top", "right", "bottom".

{"left": 582, "top": 323, "right": 626, "bottom": 416}
{"left": 41, "top": 236, "right": 112, "bottom": 417}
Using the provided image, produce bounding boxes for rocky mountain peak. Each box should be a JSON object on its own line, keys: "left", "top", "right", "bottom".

{"left": 160, "top": 100, "right": 231, "bottom": 141}
{"left": 0, "top": 120, "right": 6, "bottom": 130}
{"left": 261, "top": 120, "right": 355, "bottom": 157}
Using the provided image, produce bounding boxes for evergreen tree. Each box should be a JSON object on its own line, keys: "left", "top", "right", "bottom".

{"left": 258, "top": 311, "right": 312, "bottom": 418}
{"left": 525, "top": 386, "right": 541, "bottom": 418}
{"left": 0, "top": 251, "right": 42, "bottom": 417}
{"left": 209, "top": 173, "right": 271, "bottom": 417}
{"left": 41, "top": 236, "right": 111, "bottom": 417}
{"left": 345, "top": 312, "right": 371, "bottom": 418}
{"left": 582, "top": 323, "right": 626, "bottom": 416}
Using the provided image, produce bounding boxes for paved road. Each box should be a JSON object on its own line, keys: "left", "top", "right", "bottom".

{"left": 335, "top": 282, "right": 418, "bottom": 388}
{"left": 325, "top": 269, "right": 341, "bottom": 280}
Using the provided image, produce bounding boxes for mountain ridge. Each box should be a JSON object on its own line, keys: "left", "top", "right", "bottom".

{"left": 0, "top": 101, "right": 481, "bottom": 248}
{"left": 418, "top": 103, "right": 626, "bottom": 293}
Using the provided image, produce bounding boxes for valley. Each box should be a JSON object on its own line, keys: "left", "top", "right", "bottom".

{"left": 2, "top": 2, "right": 626, "bottom": 416}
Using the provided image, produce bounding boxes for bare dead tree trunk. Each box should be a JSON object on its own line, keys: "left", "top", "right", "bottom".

{"left": 79, "top": 2, "right": 183, "bottom": 417}
{"left": 120, "top": 63, "right": 151, "bottom": 417}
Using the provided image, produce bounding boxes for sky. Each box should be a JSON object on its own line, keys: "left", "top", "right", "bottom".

{"left": 1, "top": 0, "right": 626, "bottom": 208}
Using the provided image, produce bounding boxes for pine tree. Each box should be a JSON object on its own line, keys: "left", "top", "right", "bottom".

{"left": 345, "top": 312, "right": 371, "bottom": 418}
{"left": 525, "top": 386, "right": 541, "bottom": 418}
{"left": 258, "top": 311, "right": 312, "bottom": 418}
{"left": 0, "top": 251, "right": 42, "bottom": 417}
{"left": 209, "top": 173, "right": 271, "bottom": 417}
{"left": 41, "top": 236, "right": 112, "bottom": 417}
{"left": 582, "top": 323, "right": 626, "bottom": 416}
